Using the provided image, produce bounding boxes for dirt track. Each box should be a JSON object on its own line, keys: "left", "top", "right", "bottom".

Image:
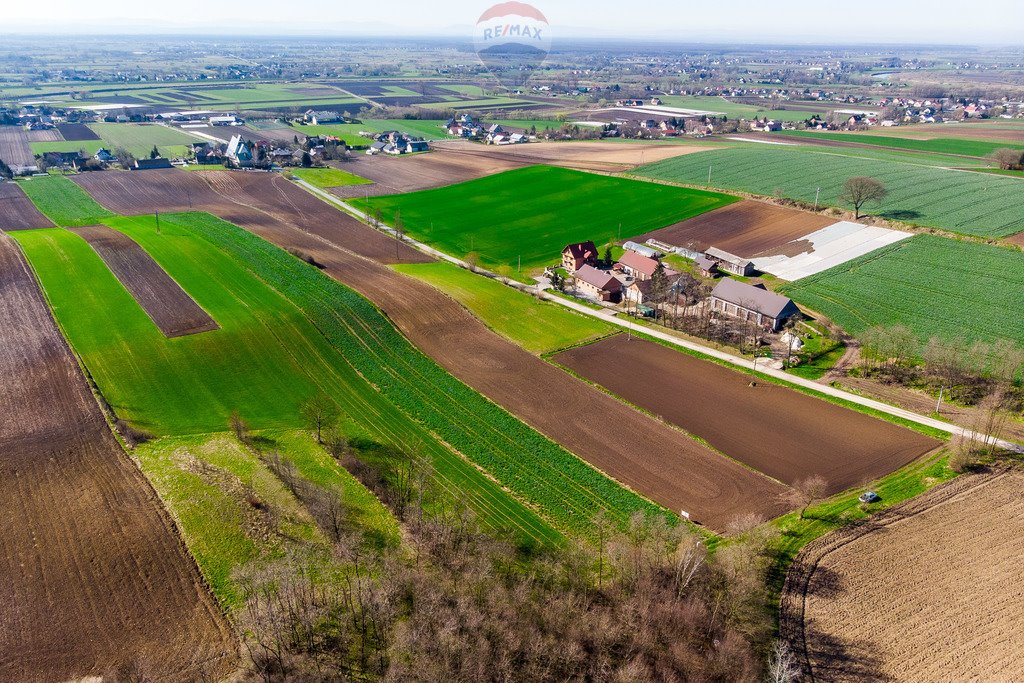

{"left": 0, "top": 182, "right": 54, "bottom": 231}
{"left": 637, "top": 200, "right": 835, "bottom": 257}
{"left": 555, "top": 335, "right": 940, "bottom": 493}
{"left": 75, "top": 169, "right": 792, "bottom": 529}
{"left": 70, "top": 224, "right": 219, "bottom": 337}
{"left": 0, "top": 234, "right": 236, "bottom": 681}
{"left": 782, "top": 469, "right": 1024, "bottom": 682}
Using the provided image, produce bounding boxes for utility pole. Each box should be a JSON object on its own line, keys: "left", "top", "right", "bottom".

{"left": 707, "top": 164, "right": 712, "bottom": 188}
{"left": 935, "top": 386, "right": 944, "bottom": 415}
{"left": 814, "top": 187, "right": 821, "bottom": 211}
{"left": 155, "top": 210, "right": 160, "bottom": 234}
{"left": 517, "top": 254, "right": 521, "bottom": 273}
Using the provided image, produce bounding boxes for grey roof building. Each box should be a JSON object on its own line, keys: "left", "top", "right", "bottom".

{"left": 709, "top": 278, "right": 799, "bottom": 332}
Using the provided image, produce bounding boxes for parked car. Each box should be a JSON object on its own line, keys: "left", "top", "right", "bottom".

{"left": 858, "top": 491, "right": 880, "bottom": 504}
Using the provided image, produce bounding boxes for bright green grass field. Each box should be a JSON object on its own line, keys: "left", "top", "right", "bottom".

{"left": 16, "top": 175, "right": 114, "bottom": 226}
{"left": 777, "top": 130, "right": 1024, "bottom": 158}
{"left": 355, "top": 165, "right": 738, "bottom": 274}
{"left": 30, "top": 123, "right": 200, "bottom": 159}
{"left": 780, "top": 235, "right": 1024, "bottom": 349}
{"left": 391, "top": 261, "right": 612, "bottom": 354}
{"left": 16, "top": 214, "right": 668, "bottom": 542}
{"left": 289, "top": 166, "right": 371, "bottom": 188}
{"left": 636, "top": 146, "right": 1024, "bottom": 238}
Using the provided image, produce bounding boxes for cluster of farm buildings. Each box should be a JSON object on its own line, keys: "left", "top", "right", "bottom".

{"left": 559, "top": 240, "right": 799, "bottom": 333}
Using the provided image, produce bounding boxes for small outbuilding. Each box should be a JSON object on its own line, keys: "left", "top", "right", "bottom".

{"left": 133, "top": 157, "right": 173, "bottom": 170}
{"left": 705, "top": 246, "right": 755, "bottom": 277}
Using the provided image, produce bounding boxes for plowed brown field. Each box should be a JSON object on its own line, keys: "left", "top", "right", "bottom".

{"left": 70, "top": 225, "right": 219, "bottom": 337}
{"left": 782, "top": 470, "right": 1024, "bottom": 683}
{"left": 74, "top": 169, "right": 792, "bottom": 529}
{"left": 0, "top": 127, "right": 33, "bottom": 166}
{"left": 636, "top": 200, "right": 836, "bottom": 257}
{"left": 0, "top": 182, "right": 54, "bottom": 231}
{"left": 555, "top": 335, "right": 940, "bottom": 492}
{"left": 432, "top": 139, "right": 713, "bottom": 173}
{"left": 0, "top": 235, "right": 236, "bottom": 681}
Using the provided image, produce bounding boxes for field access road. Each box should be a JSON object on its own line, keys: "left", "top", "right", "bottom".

{"left": 295, "top": 178, "right": 1022, "bottom": 456}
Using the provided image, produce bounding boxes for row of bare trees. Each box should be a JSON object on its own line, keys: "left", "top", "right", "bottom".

{"left": 228, "top": 404, "right": 800, "bottom": 682}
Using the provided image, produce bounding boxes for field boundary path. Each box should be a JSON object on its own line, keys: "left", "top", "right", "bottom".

{"left": 297, "top": 179, "right": 1020, "bottom": 454}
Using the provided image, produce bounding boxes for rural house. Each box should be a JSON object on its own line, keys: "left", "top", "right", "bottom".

{"left": 705, "top": 246, "right": 755, "bottom": 276}
{"left": 226, "top": 135, "right": 253, "bottom": 166}
{"left": 573, "top": 264, "right": 621, "bottom": 302}
{"left": 695, "top": 256, "right": 719, "bottom": 277}
{"left": 562, "top": 241, "right": 598, "bottom": 272}
{"left": 617, "top": 250, "right": 662, "bottom": 281}
{"left": 133, "top": 157, "right": 173, "bottom": 170}
{"left": 709, "top": 278, "right": 799, "bottom": 332}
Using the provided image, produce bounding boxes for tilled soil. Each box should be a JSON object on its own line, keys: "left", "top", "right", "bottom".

{"left": 430, "top": 139, "right": 713, "bottom": 173}
{"left": 56, "top": 124, "right": 101, "bottom": 142}
{"left": 782, "top": 469, "right": 1024, "bottom": 683}
{"left": 637, "top": 199, "right": 836, "bottom": 257}
{"left": 0, "top": 234, "right": 236, "bottom": 681}
{"left": 554, "top": 334, "right": 940, "bottom": 493}
{"left": 0, "top": 127, "right": 34, "bottom": 166}
{"left": 70, "top": 224, "right": 219, "bottom": 337}
{"left": 0, "top": 182, "right": 54, "bottom": 231}
{"left": 76, "top": 169, "right": 792, "bottom": 530}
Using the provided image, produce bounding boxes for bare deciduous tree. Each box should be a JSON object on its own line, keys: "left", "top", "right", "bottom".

{"left": 766, "top": 640, "right": 801, "bottom": 683}
{"left": 790, "top": 475, "right": 828, "bottom": 520}
{"left": 991, "top": 147, "right": 1024, "bottom": 170}
{"left": 301, "top": 394, "right": 339, "bottom": 444}
{"left": 840, "top": 176, "right": 888, "bottom": 219}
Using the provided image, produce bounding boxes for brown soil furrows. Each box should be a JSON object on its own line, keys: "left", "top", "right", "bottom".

{"left": 0, "top": 235, "right": 236, "bottom": 681}
{"left": 637, "top": 200, "right": 836, "bottom": 257}
{"left": 55, "top": 124, "right": 101, "bottom": 142}
{"left": 72, "top": 169, "right": 790, "bottom": 529}
{"left": 69, "top": 225, "right": 219, "bottom": 337}
{"left": 554, "top": 335, "right": 940, "bottom": 493}
{"left": 25, "top": 128, "right": 63, "bottom": 143}
{"left": 73, "top": 169, "right": 225, "bottom": 213}
{"left": 0, "top": 182, "right": 54, "bottom": 231}
{"left": 781, "top": 469, "right": 1024, "bottom": 683}
{"left": 0, "top": 127, "right": 34, "bottom": 166}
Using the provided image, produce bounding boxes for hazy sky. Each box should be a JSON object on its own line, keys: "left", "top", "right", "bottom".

{"left": 2, "top": 0, "right": 1022, "bottom": 44}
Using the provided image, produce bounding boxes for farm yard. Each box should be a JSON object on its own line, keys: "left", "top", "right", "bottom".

{"left": 784, "top": 470, "right": 1024, "bottom": 682}
{"left": 780, "top": 235, "right": 1024, "bottom": 348}
{"left": 353, "top": 165, "right": 738, "bottom": 274}
{"left": 636, "top": 145, "right": 1024, "bottom": 238}
{"left": 70, "top": 168, "right": 793, "bottom": 529}
{"left": 0, "top": 182, "right": 53, "bottom": 230}
{"left": 635, "top": 199, "right": 835, "bottom": 256}
{"left": 69, "top": 224, "right": 219, "bottom": 337}
{"left": 0, "top": 234, "right": 236, "bottom": 682}
{"left": 554, "top": 335, "right": 939, "bottom": 493}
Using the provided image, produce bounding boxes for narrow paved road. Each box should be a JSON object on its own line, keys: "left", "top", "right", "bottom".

{"left": 296, "top": 177, "right": 1022, "bottom": 454}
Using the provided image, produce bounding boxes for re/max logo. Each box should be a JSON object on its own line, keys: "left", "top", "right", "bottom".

{"left": 481, "top": 23, "right": 544, "bottom": 40}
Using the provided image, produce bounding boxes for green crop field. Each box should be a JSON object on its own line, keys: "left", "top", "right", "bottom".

{"left": 289, "top": 166, "right": 370, "bottom": 188}
{"left": 392, "top": 261, "right": 612, "bottom": 353}
{"left": 636, "top": 146, "right": 1024, "bottom": 238}
{"left": 16, "top": 175, "right": 114, "bottom": 226}
{"left": 653, "top": 95, "right": 820, "bottom": 121}
{"left": 780, "top": 235, "right": 1024, "bottom": 349}
{"left": 778, "top": 130, "right": 1024, "bottom": 158}
{"left": 16, "top": 213, "right": 669, "bottom": 542}
{"left": 354, "top": 165, "right": 738, "bottom": 274}
{"left": 30, "top": 122, "right": 201, "bottom": 159}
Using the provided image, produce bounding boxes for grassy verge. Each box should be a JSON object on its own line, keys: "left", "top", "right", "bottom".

{"left": 392, "top": 261, "right": 613, "bottom": 353}
{"left": 289, "top": 166, "right": 371, "bottom": 188}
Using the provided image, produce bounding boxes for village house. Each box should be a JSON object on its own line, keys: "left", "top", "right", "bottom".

{"left": 133, "top": 157, "right": 173, "bottom": 170}
{"left": 93, "top": 148, "right": 115, "bottom": 163}
{"left": 704, "top": 246, "right": 755, "bottom": 276}
{"left": 709, "top": 278, "right": 799, "bottom": 332}
{"left": 561, "top": 241, "right": 598, "bottom": 272}
{"left": 573, "top": 264, "right": 621, "bottom": 302}
{"left": 695, "top": 256, "right": 719, "bottom": 278}
{"left": 617, "top": 250, "right": 673, "bottom": 281}
{"left": 226, "top": 135, "right": 253, "bottom": 166}
{"left": 304, "top": 110, "right": 344, "bottom": 125}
